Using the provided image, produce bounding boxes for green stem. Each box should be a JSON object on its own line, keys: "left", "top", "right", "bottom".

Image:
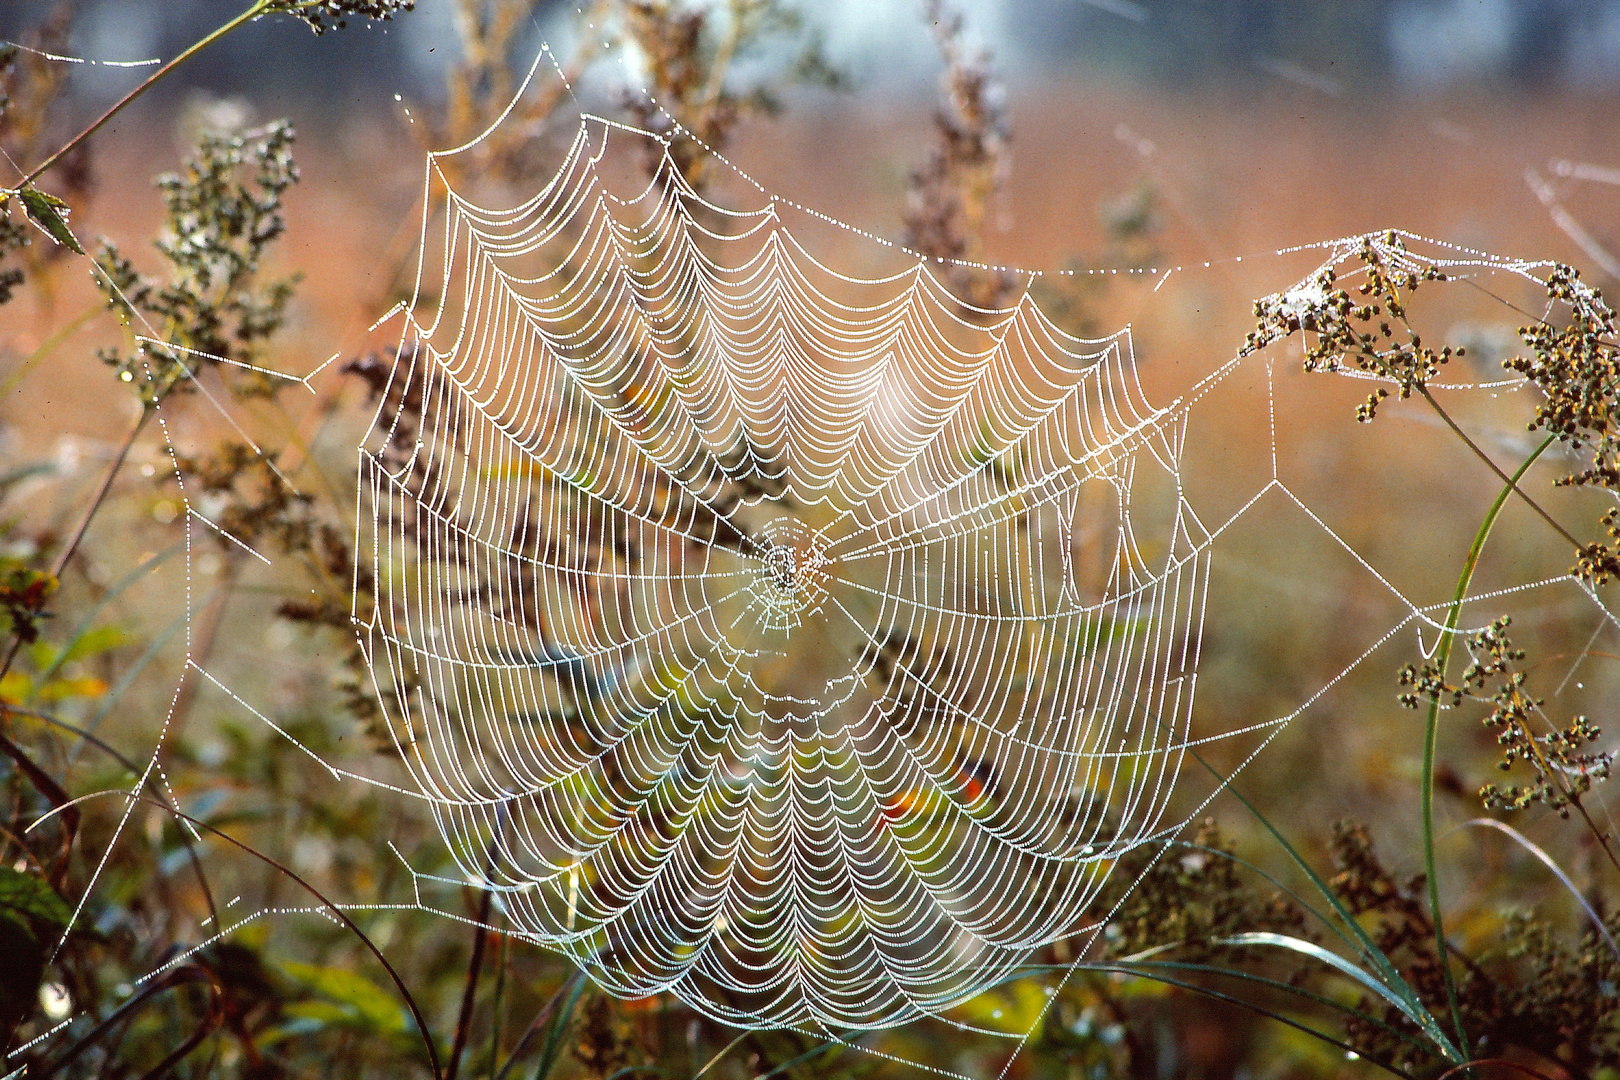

{"left": 1421, "top": 431, "right": 1555, "bottom": 1055}
{"left": 12, "top": 0, "right": 271, "bottom": 192}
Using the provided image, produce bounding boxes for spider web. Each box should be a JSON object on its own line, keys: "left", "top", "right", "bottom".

{"left": 10, "top": 15, "right": 1620, "bottom": 1080}
{"left": 357, "top": 111, "right": 1209, "bottom": 1029}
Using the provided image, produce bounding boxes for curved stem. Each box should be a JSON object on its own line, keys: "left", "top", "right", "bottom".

{"left": 14, "top": 705, "right": 219, "bottom": 931}
{"left": 29, "top": 964, "right": 219, "bottom": 1078}
{"left": 1082, "top": 964, "right": 1416, "bottom": 1080}
{"left": 1421, "top": 432, "right": 1555, "bottom": 1055}
{"left": 111, "top": 794, "right": 444, "bottom": 1080}
{"left": 1435, "top": 1059, "right": 1558, "bottom": 1080}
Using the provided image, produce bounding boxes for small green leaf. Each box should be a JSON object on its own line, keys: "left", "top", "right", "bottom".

{"left": 18, "top": 186, "right": 85, "bottom": 255}
{"left": 57, "top": 623, "right": 133, "bottom": 667}
{"left": 0, "top": 867, "right": 73, "bottom": 929}
{"left": 280, "top": 960, "right": 407, "bottom": 1035}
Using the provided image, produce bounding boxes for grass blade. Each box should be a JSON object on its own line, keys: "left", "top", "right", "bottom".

{"left": 1081, "top": 963, "right": 1416, "bottom": 1079}
{"left": 1457, "top": 817, "right": 1619, "bottom": 961}
{"left": 1215, "top": 932, "right": 1446, "bottom": 1038}
{"left": 529, "top": 975, "right": 588, "bottom": 1080}
{"left": 1192, "top": 751, "right": 1462, "bottom": 1063}
{"left": 1418, "top": 432, "right": 1554, "bottom": 1053}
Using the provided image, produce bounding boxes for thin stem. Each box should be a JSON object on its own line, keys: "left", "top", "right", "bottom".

{"left": 1492, "top": 709, "right": 1620, "bottom": 877}
{"left": 28, "top": 964, "right": 220, "bottom": 1077}
{"left": 493, "top": 970, "right": 585, "bottom": 1080}
{"left": 487, "top": 923, "right": 509, "bottom": 1080}
{"left": 1420, "top": 391, "right": 1620, "bottom": 877}
{"left": 14, "top": 2, "right": 271, "bottom": 191}
{"left": 446, "top": 886, "right": 495, "bottom": 1080}
{"left": 1418, "top": 388, "right": 1582, "bottom": 551}
{"left": 0, "top": 406, "right": 150, "bottom": 688}
{"left": 0, "top": 715, "right": 78, "bottom": 892}
{"left": 1435, "top": 1059, "right": 1558, "bottom": 1080}
{"left": 16, "top": 1, "right": 272, "bottom": 187}
{"left": 1420, "top": 432, "right": 1555, "bottom": 1055}
{"left": 1081, "top": 964, "right": 1417, "bottom": 1080}
{"left": 0, "top": 407, "right": 148, "bottom": 889}
{"left": 14, "top": 704, "right": 219, "bottom": 930}
{"left": 117, "top": 794, "right": 444, "bottom": 1080}
{"left": 1567, "top": 795, "right": 1620, "bottom": 876}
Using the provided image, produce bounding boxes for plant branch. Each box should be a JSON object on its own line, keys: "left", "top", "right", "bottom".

{"left": 14, "top": 704, "right": 219, "bottom": 929}
{"left": 107, "top": 794, "right": 445, "bottom": 1080}
{"left": 446, "top": 885, "right": 495, "bottom": 1080}
{"left": 27, "top": 963, "right": 220, "bottom": 1078}
{"left": 1082, "top": 963, "right": 1417, "bottom": 1080}
{"left": 0, "top": 405, "right": 150, "bottom": 688}
{"left": 1418, "top": 388, "right": 1582, "bottom": 551}
{"left": 13, "top": 1, "right": 271, "bottom": 192}
{"left": 0, "top": 722, "right": 77, "bottom": 890}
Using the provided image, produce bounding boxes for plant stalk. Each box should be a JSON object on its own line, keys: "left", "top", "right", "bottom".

{"left": 1419, "top": 389, "right": 1581, "bottom": 551}
{"left": 1421, "top": 432, "right": 1555, "bottom": 1055}
{"left": 446, "top": 885, "right": 495, "bottom": 1080}
{"left": 14, "top": 2, "right": 272, "bottom": 192}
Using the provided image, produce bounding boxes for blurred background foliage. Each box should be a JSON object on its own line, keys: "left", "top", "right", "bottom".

{"left": 0, "top": 1, "right": 1618, "bottom": 1078}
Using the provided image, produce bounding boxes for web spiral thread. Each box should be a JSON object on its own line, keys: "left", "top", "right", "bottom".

{"left": 356, "top": 118, "right": 1209, "bottom": 1029}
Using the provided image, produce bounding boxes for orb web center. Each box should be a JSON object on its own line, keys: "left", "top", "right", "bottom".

{"left": 754, "top": 517, "right": 830, "bottom": 631}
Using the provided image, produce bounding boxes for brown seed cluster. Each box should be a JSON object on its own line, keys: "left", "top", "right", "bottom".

{"left": 1399, "top": 616, "right": 1612, "bottom": 818}
{"left": 1243, "top": 232, "right": 1458, "bottom": 422}
{"left": 270, "top": 0, "right": 416, "bottom": 35}
{"left": 1505, "top": 265, "right": 1620, "bottom": 583}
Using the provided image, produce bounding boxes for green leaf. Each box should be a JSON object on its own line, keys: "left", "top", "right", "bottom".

{"left": 58, "top": 624, "right": 134, "bottom": 666}
{"left": 18, "top": 186, "right": 85, "bottom": 255}
{"left": 0, "top": 866, "right": 73, "bottom": 929}
{"left": 280, "top": 960, "right": 407, "bottom": 1035}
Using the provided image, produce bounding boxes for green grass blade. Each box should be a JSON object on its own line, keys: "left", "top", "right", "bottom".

{"left": 1456, "top": 817, "right": 1619, "bottom": 960}
{"left": 529, "top": 974, "right": 587, "bottom": 1080}
{"left": 1170, "top": 840, "right": 1372, "bottom": 961}
{"left": 1192, "top": 751, "right": 1462, "bottom": 1063}
{"left": 1082, "top": 963, "right": 1417, "bottom": 1079}
{"left": 1107, "top": 958, "right": 1436, "bottom": 1054}
{"left": 1215, "top": 932, "right": 1448, "bottom": 1041}
{"left": 755, "top": 1038, "right": 845, "bottom": 1080}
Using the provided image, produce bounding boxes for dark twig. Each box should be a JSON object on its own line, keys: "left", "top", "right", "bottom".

{"left": 0, "top": 723, "right": 77, "bottom": 890}
{"left": 0, "top": 406, "right": 150, "bottom": 687}
{"left": 446, "top": 885, "right": 496, "bottom": 1080}
{"left": 16, "top": 704, "right": 219, "bottom": 929}
{"left": 0, "top": 408, "right": 149, "bottom": 893}
{"left": 60, "top": 793, "right": 443, "bottom": 1080}
{"left": 29, "top": 963, "right": 220, "bottom": 1078}
{"left": 1416, "top": 388, "right": 1583, "bottom": 551}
